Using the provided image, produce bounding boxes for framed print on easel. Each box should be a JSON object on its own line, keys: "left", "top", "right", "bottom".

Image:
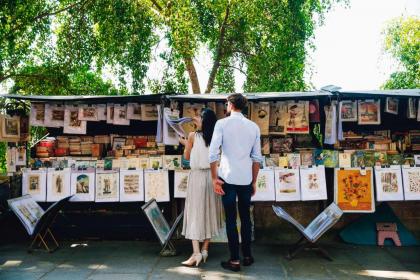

{"left": 374, "top": 165, "right": 404, "bottom": 201}
{"left": 274, "top": 167, "right": 301, "bottom": 201}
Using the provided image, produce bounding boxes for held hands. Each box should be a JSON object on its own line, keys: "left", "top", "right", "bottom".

{"left": 213, "top": 178, "right": 225, "bottom": 195}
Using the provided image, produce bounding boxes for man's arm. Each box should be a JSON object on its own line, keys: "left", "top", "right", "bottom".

{"left": 209, "top": 121, "right": 225, "bottom": 195}
{"left": 250, "top": 126, "right": 263, "bottom": 196}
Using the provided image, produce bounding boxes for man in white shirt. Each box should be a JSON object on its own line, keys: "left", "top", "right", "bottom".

{"left": 209, "top": 93, "right": 263, "bottom": 272}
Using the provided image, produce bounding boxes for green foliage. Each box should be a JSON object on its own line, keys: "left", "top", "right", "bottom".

{"left": 0, "top": 142, "right": 6, "bottom": 174}
{"left": 382, "top": 16, "right": 420, "bottom": 89}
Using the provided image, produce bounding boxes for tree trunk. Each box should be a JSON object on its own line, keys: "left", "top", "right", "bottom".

{"left": 184, "top": 57, "right": 201, "bottom": 94}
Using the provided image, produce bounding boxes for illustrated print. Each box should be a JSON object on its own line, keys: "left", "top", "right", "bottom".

{"left": 53, "top": 174, "right": 63, "bottom": 194}
{"left": 308, "top": 173, "right": 319, "bottom": 190}
{"left": 124, "top": 175, "right": 139, "bottom": 194}
{"left": 381, "top": 172, "right": 399, "bottom": 193}
{"left": 408, "top": 171, "right": 420, "bottom": 193}
{"left": 76, "top": 174, "right": 89, "bottom": 193}
{"left": 29, "top": 175, "right": 40, "bottom": 193}
{"left": 278, "top": 172, "right": 297, "bottom": 193}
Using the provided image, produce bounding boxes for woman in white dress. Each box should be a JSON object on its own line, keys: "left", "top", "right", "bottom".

{"left": 179, "top": 108, "right": 223, "bottom": 267}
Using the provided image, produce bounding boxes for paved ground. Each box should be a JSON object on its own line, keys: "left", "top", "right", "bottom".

{"left": 0, "top": 240, "right": 419, "bottom": 280}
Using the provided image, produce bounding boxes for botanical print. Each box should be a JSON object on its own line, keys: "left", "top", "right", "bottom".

{"left": 144, "top": 170, "right": 170, "bottom": 202}
{"left": 275, "top": 168, "right": 301, "bottom": 201}
{"left": 127, "top": 103, "right": 142, "bottom": 120}
{"left": 385, "top": 97, "right": 398, "bottom": 115}
{"left": 269, "top": 101, "right": 287, "bottom": 135}
{"left": 358, "top": 100, "right": 381, "bottom": 125}
{"left": 182, "top": 103, "right": 205, "bottom": 134}
{"left": 340, "top": 100, "right": 358, "bottom": 122}
{"left": 286, "top": 101, "right": 309, "bottom": 134}
{"left": 64, "top": 105, "right": 87, "bottom": 134}
{"left": 252, "top": 169, "right": 275, "bottom": 201}
{"left": 251, "top": 102, "right": 270, "bottom": 135}
{"left": 96, "top": 172, "right": 119, "bottom": 202}
{"left": 334, "top": 168, "right": 375, "bottom": 212}
{"left": 149, "top": 156, "right": 163, "bottom": 170}
{"left": 174, "top": 170, "right": 189, "bottom": 198}
{"left": 300, "top": 166, "right": 327, "bottom": 201}
{"left": 30, "top": 103, "right": 45, "bottom": 126}
{"left": 402, "top": 167, "right": 420, "bottom": 200}
{"left": 143, "top": 200, "right": 171, "bottom": 244}
{"left": 141, "top": 104, "right": 159, "bottom": 121}
{"left": 3, "top": 115, "right": 20, "bottom": 138}
{"left": 407, "top": 171, "right": 420, "bottom": 193}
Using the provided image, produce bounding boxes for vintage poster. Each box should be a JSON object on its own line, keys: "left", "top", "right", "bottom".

{"left": 339, "top": 100, "right": 358, "bottom": 122}
{"left": 274, "top": 168, "right": 301, "bottom": 201}
{"left": 334, "top": 168, "right": 375, "bottom": 213}
{"left": 7, "top": 195, "right": 45, "bottom": 235}
{"left": 106, "top": 103, "right": 114, "bottom": 124}
{"left": 113, "top": 104, "right": 130, "bottom": 126}
{"left": 358, "top": 100, "right": 381, "bottom": 125}
{"left": 64, "top": 105, "right": 87, "bottom": 134}
{"left": 144, "top": 170, "right": 170, "bottom": 202}
{"left": 127, "top": 103, "right": 142, "bottom": 120}
{"left": 401, "top": 166, "right": 420, "bottom": 200}
{"left": 269, "top": 101, "right": 287, "bottom": 135}
{"left": 385, "top": 97, "right": 399, "bottom": 115}
{"left": 141, "top": 104, "right": 159, "bottom": 121}
{"left": 271, "top": 137, "right": 293, "bottom": 153}
{"left": 78, "top": 104, "right": 98, "bottom": 121}
{"left": 2, "top": 115, "right": 20, "bottom": 139}
{"left": 300, "top": 165, "right": 327, "bottom": 201}
{"left": 338, "top": 152, "right": 353, "bottom": 168}
{"left": 163, "top": 155, "right": 182, "bottom": 170}
{"left": 95, "top": 170, "right": 120, "bottom": 202}
{"left": 300, "top": 150, "right": 314, "bottom": 167}
{"left": 70, "top": 169, "right": 95, "bottom": 202}
{"left": 174, "top": 170, "right": 190, "bottom": 198}
{"left": 45, "top": 104, "right": 65, "bottom": 127}
{"left": 374, "top": 166, "right": 404, "bottom": 201}
{"left": 30, "top": 103, "right": 45, "bottom": 127}
{"left": 285, "top": 101, "right": 309, "bottom": 134}
{"left": 119, "top": 169, "right": 144, "bottom": 202}
{"left": 250, "top": 102, "right": 270, "bottom": 136}
{"left": 96, "top": 104, "right": 107, "bottom": 121}
{"left": 46, "top": 168, "right": 71, "bottom": 202}
{"left": 251, "top": 169, "right": 275, "bottom": 201}
{"left": 314, "top": 149, "right": 338, "bottom": 168}
{"left": 287, "top": 153, "right": 301, "bottom": 169}
{"left": 309, "top": 100, "right": 320, "bottom": 122}
{"left": 182, "top": 103, "right": 205, "bottom": 135}
{"left": 22, "top": 169, "right": 47, "bottom": 202}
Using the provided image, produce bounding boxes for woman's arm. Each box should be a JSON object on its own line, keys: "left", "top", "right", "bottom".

{"left": 180, "top": 132, "right": 195, "bottom": 161}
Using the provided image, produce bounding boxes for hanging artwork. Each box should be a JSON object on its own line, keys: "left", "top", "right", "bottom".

{"left": 44, "top": 104, "right": 65, "bottom": 127}
{"left": 96, "top": 104, "right": 107, "bottom": 121}
{"left": 95, "top": 170, "right": 120, "bottom": 202}
{"left": 107, "top": 103, "right": 114, "bottom": 124}
{"left": 324, "top": 102, "right": 337, "bottom": 144}
{"left": 385, "top": 97, "right": 399, "bottom": 115}
{"left": 113, "top": 104, "right": 130, "bottom": 126}
{"left": 300, "top": 150, "right": 314, "bottom": 167}
{"left": 64, "top": 105, "right": 87, "bottom": 134}
{"left": 7, "top": 195, "right": 45, "bottom": 235}
{"left": 287, "top": 153, "right": 301, "bottom": 169}
{"left": 309, "top": 100, "right": 320, "bottom": 122}
{"left": 6, "top": 147, "right": 16, "bottom": 173}
{"left": 30, "top": 103, "right": 45, "bottom": 127}
{"left": 278, "top": 156, "right": 289, "bottom": 168}
{"left": 78, "top": 104, "right": 98, "bottom": 121}
{"left": 149, "top": 156, "right": 163, "bottom": 170}
{"left": 274, "top": 168, "right": 301, "bottom": 201}
{"left": 163, "top": 155, "right": 182, "bottom": 170}
{"left": 285, "top": 101, "right": 309, "bottom": 134}
{"left": 174, "top": 170, "right": 190, "bottom": 198}
{"left": 46, "top": 168, "right": 71, "bottom": 202}
{"left": 338, "top": 152, "right": 353, "bottom": 168}
{"left": 2, "top": 115, "right": 20, "bottom": 139}
{"left": 251, "top": 169, "right": 275, "bottom": 201}
{"left": 22, "top": 169, "right": 47, "bottom": 202}
{"left": 19, "top": 115, "right": 30, "bottom": 142}
{"left": 271, "top": 137, "right": 293, "bottom": 153}
{"left": 163, "top": 108, "right": 180, "bottom": 145}
{"left": 141, "top": 104, "right": 159, "bottom": 121}
{"left": 144, "top": 170, "right": 170, "bottom": 202}
{"left": 401, "top": 166, "right": 420, "bottom": 200}
{"left": 139, "top": 157, "right": 149, "bottom": 169}
{"left": 339, "top": 100, "right": 358, "bottom": 122}
{"left": 358, "top": 100, "right": 381, "bottom": 125}
{"left": 250, "top": 102, "right": 270, "bottom": 135}
{"left": 70, "top": 169, "right": 95, "bottom": 201}
{"left": 15, "top": 146, "right": 27, "bottom": 166}
{"left": 265, "top": 154, "right": 279, "bottom": 167}
{"left": 314, "top": 149, "right": 339, "bottom": 168}
{"left": 269, "top": 101, "right": 287, "bottom": 135}
{"left": 127, "top": 103, "right": 142, "bottom": 120}
{"left": 182, "top": 103, "right": 205, "bottom": 135}
{"left": 119, "top": 169, "right": 144, "bottom": 202}
{"left": 374, "top": 166, "right": 404, "bottom": 201}
{"left": 334, "top": 168, "right": 375, "bottom": 213}
{"left": 300, "top": 165, "right": 327, "bottom": 201}
{"left": 261, "top": 137, "right": 270, "bottom": 155}
{"left": 407, "top": 98, "right": 417, "bottom": 119}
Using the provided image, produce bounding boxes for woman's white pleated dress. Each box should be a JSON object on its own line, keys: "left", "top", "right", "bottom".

{"left": 182, "top": 132, "right": 223, "bottom": 241}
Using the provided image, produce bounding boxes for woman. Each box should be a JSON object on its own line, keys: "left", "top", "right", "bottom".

{"left": 179, "top": 108, "right": 223, "bottom": 267}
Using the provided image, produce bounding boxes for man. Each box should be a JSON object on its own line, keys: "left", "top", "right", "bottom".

{"left": 209, "top": 93, "right": 263, "bottom": 272}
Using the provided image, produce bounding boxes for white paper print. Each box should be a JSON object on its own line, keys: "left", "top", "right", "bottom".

{"left": 95, "top": 170, "right": 120, "bottom": 202}
{"left": 96, "top": 104, "right": 107, "bottom": 121}
{"left": 22, "top": 169, "right": 47, "bottom": 202}
{"left": 300, "top": 165, "right": 327, "bottom": 201}
{"left": 113, "top": 104, "right": 130, "bottom": 126}
{"left": 70, "top": 169, "right": 95, "bottom": 202}
{"left": 402, "top": 166, "right": 420, "bottom": 200}
{"left": 78, "top": 104, "right": 98, "bottom": 121}
{"left": 144, "top": 170, "right": 170, "bottom": 202}
{"left": 374, "top": 165, "right": 404, "bottom": 201}
{"left": 119, "top": 169, "right": 144, "bottom": 202}
{"left": 275, "top": 168, "right": 301, "bottom": 201}
{"left": 127, "top": 103, "right": 142, "bottom": 120}
{"left": 30, "top": 103, "right": 45, "bottom": 127}
{"left": 45, "top": 104, "right": 65, "bottom": 127}
{"left": 46, "top": 168, "right": 71, "bottom": 202}
{"left": 174, "top": 170, "right": 189, "bottom": 198}
{"left": 252, "top": 169, "right": 275, "bottom": 201}
{"left": 64, "top": 105, "right": 87, "bottom": 134}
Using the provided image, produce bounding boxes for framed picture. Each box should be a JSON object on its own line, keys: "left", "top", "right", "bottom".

{"left": 334, "top": 168, "right": 375, "bottom": 213}
{"left": 401, "top": 166, "right": 420, "bottom": 200}
{"left": 22, "top": 169, "right": 47, "bottom": 202}
{"left": 286, "top": 101, "right": 309, "bottom": 134}
{"left": 70, "top": 169, "right": 95, "bottom": 202}
{"left": 358, "top": 100, "right": 381, "bottom": 125}
{"left": 96, "top": 104, "right": 107, "bottom": 121}
{"left": 127, "top": 103, "right": 142, "bottom": 120}
{"left": 407, "top": 98, "right": 417, "bottom": 119}
{"left": 142, "top": 199, "right": 171, "bottom": 245}
{"left": 113, "top": 104, "right": 130, "bottom": 126}
{"left": 374, "top": 165, "right": 404, "bottom": 201}
{"left": 385, "top": 97, "right": 398, "bottom": 115}
{"left": 45, "top": 104, "right": 65, "bottom": 127}
{"left": 64, "top": 105, "right": 87, "bottom": 134}
{"left": 2, "top": 115, "right": 20, "bottom": 138}
{"left": 141, "top": 104, "right": 159, "bottom": 121}
{"left": 251, "top": 169, "right": 275, "bottom": 201}
{"left": 144, "top": 170, "right": 170, "bottom": 202}
{"left": 250, "top": 102, "right": 270, "bottom": 136}
{"left": 30, "top": 103, "right": 45, "bottom": 127}
{"left": 339, "top": 100, "right": 358, "bottom": 122}
{"left": 78, "top": 104, "right": 98, "bottom": 121}
{"left": 300, "top": 165, "right": 327, "bottom": 201}
{"left": 7, "top": 195, "right": 45, "bottom": 235}
{"left": 95, "top": 170, "right": 120, "bottom": 202}
{"left": 46, "top": 168, "right": 71, "bottom": 202}
{"left": 119, "top": 169, "right": 144, "bottom": 202}
{"left": 163, "top": 155, "right": 182, "bottom": 170}
{"left": 107, "top": 103, "right": 114, "bottom": 124}
{"left": 174, "top": 170, "right": 190, "bottom": 198}
{"left": 274, "top": 167, "right": 301, "bottom": 201}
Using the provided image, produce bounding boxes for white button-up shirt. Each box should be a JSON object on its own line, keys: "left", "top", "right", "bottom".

{"left": 209, "top": 111, "right": 263, "bottom": 185}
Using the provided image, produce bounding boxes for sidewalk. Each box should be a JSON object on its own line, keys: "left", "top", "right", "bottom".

{"left": 0, "top": 240, "right": 419, "bottom": 280}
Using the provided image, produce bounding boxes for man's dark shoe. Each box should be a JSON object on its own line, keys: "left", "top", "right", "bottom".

{"left": 221, "top": 260, "right": 241, "bottom": 272}
{"left": 243, "top": 256, "right": 254, "bottom": 266}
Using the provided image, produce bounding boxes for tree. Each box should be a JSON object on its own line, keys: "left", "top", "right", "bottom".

{"left": 382, "top": 16, "right": 420, "bottom": 89}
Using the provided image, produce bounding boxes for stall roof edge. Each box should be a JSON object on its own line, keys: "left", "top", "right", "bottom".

{"left": 337, "top": 89, "right": 420, "bottom": 97}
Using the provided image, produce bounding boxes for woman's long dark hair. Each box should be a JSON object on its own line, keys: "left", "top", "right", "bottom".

{"left": 200, "top": 108, "right": 217, "bottom": 147}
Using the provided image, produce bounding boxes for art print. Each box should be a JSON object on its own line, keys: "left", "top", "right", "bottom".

{"left": 174, "top": 170, "right": 190, "bottom": 198}
{"left": 300, "top": 150, "right": 314, "bottom": 167}
{"left": 112, "top": 137, "right": 126, "bottom": 151}
{"left": 182, "top": 103, "right": 205, "bottom": 134}
{"left": 113, "top": 104, "right": 130, "bottom": 125}
{"left": 271, "top": 137, "right": 293, "bottom": 153}
{"left": 287, "top": 153, "right": 301, "bottom": 169}
{"left": 127, "top": 103, "right": 142, "bottom": 120}
{"left": 70, "top": 170, "right": 95, "bottom": 201}
{"left": 64, "top": 105, "right": 87, "bottom": 134}
{"left": 401, "top": 166, "right": 420, "bottom": 200}
{"left": 142, "top": 200, "right": 171, "bottom": 245}
{"left": 8, "top": 195, "right": 45, "bottom": 235}
{"left": 334, "top": 168, "right": 375, "bottom": 213}
{"left": 45, "top": 104, "right": 65, "bottom": 127}
{"left": 30, "top": 103, "right": 45, "bottom": 126}
{"left": 300, "top": 165, "right": 327, "bottom": 201}
{"left": 149, "top": 156, "right": 163, "bottom": 170}
{"left": 269, "top": 101, "right": 287, "bottom": 135}
{"left": 22, "top": 169, "right": 47, "bottom": 202}
{"left": 275, "top": 168, "right": 301, "bottom": 201}
{"left": 251, "top": 169, "right": 275, "bottom": 201}
{"left": 309, "top": 100, "right": 320, "bottom": 122}
{"left": 96, "top": 171, "right": 120, "bottom": 202}
{"left": 107, "top": 103, "right": 114, "bottom": 124}
{"left": 163, "top": 108, "right": 180, "bottom": 145}
{"left": 358, "top": 100, "right": 381, "bottom": 125}
{"left": 96, "top": 104, "right": 107, "bottom": 121}
{"left": 6, "top": 147, "right": 16, "bottom": 173}
{"left": 265, "top": 154, "right": 279, "bottom": 167}
{"left": 251, "top": 102, "right": 270, "bottom": 136}
{"left": 163, "top": 155, "right": 182, "bottom": 170}
{"left": 385, "top": 97, "right": 398, "bottom": 115}
{"left": 2, "top": 115, "right": 20, "bottom": 138}
{"left": 407, "top": 98, "right": 417, "bottom": 119}
{"left": 340, "top": 100, "right": 358, "bottom": 122}
{"left": 374, "top": 166, "right": 404, "bottom": 201}
{"left": 78, "top": 105, "right": 98, "bottom": 121}
{"left": 324, "top": 102, "right": 337, "bottom": 144}
{"left": 47, "top": 168, "right": 71, "bottom": 202}
{"left": 286, "top": 101, "right": 309, "bottom": 134}
{"left": 338, "top": 152, "right": 352, "bottom": 168}
{"left": 144, "top": 170, "right": 170, "bottom": 202}
{"left": 314, "top": 149, "right": 338, "bottom": 168}
{"left": 141, "top": 104, "right": 159, "bottom": 121}
{"left": 15, "top": 146, "right": 26, "bottom": 166}
{"left": 120, "top": 169, "right": 144, "bottom": 202}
